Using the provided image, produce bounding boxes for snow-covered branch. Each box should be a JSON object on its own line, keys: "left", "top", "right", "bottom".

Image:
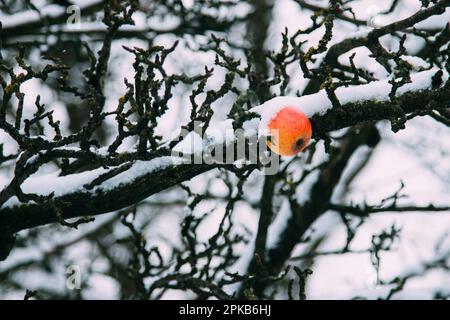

{"left": 0, "top": 67, "right": 448, "bottom": 244}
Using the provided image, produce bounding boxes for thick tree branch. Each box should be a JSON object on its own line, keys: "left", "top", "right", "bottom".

{"left": 311, "top": 85, "right": 450, "bottom": 137}
{"left": 0, "top": 163, "right": 214, "bottom": 236}
{"left": 0, "top": 84, "right": 448, "bottom": 241}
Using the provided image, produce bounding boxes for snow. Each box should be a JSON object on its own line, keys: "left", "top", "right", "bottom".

{"left": 172, "top": 119, "right": 236, "bottom": 155}
{"left": 415, "top": 8, "right": 450, "bottom": 30}
{"left": 83, "top": 274, "right": 120, "bottom": 300}
{"left": 2, "top": 156, "right": 186, "bottom": 209}
{"left": 338, "top": 47, "right": 390, "bottom": 79}
{"left": 401, "top": 55, "right": 430, "bottom": 71}
{"left": 295, "top": 170, "right": 321, "bottom": 206}
{"left": 251, "top": 68, "right": 448, "bottom": 136}
{"left": 205, "top": 119, "right": 235, "bottom": 145}
{"left": 2, "top": 166, "right": 108, "bottom": 208}
{"left": 172, "top": 131, "right": 204, "bottom": 154}
{"left": 92, "top": 156, "right": 185, "bottom": 192}
{"left": 266, "top": 199, "right": 292, "bottom": 250}
{"left": 331, "top": 145, "right": 372, "bottom": 202}
{"left": 241, "top": 118, "right": 259, "bottom": 136}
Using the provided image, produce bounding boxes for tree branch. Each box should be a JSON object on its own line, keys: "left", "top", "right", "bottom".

{"left": 0, "top": 83, "right": 448, "bottom": 241}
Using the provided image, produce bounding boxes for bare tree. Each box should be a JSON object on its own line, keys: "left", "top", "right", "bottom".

{"left": 0, "top": 0, "right": 449, "bottom": 299}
